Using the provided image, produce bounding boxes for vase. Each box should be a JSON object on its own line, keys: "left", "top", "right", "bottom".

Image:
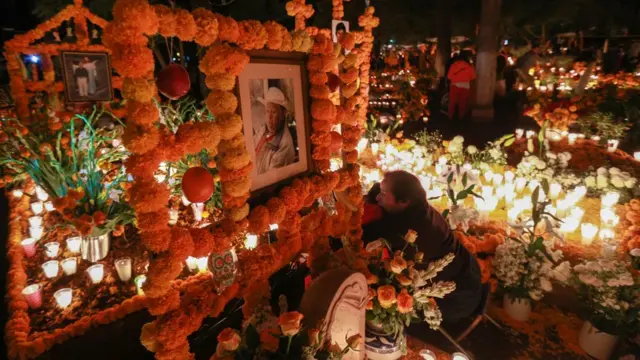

{"left": 578, "top": 321, "right": 618, "bottom": 360}
{"left": 81, "top": 232, "right": 110, "bottom": 263}
{"left": 364, "top": 321, "right": 405, "bottom": 360}
{"left": 503, "top": 294, "right": 531, "bottom": 321}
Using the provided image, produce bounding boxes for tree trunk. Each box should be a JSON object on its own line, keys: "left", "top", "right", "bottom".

{"left": 472, "top": 0, "right": 502, "bottom": 122}
{"left": 434, "top": 0, "right": 453, "bottom": 83}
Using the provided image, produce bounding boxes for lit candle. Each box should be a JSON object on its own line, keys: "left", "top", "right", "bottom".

{"left": 196, "top": 257, "right": 209, "bottom": 273}
{"left": 86, "top": 264, "right": 105, "bottom": 284}
{"left": 30, "top": 226, "right": 44, "bottom": 241}
{"left": 191, "top": 203, "right": 204, "bottom": 222}
{"left": 568, "top": 133, "right": 578, "bottom": 145}
{"left": 54, "top": 288, "right": 73, "bottom": 309}
{"left": 31, "top": 201, "right": 44, "bottom": 215}
{"left": 114, "top": 257, "right": 132, "bottom": 282}
{"left": 601, "top": 192, "right": 620, "bottom": 208}
{"left": 28, "top": 216, "right": 43, "bottom": 228}
{"left": 634, "top": 152, "right": 640, "bottom": 161}
{"left": 483, "top": 171, "right": 494, "bottom": 184}
{"left": 35, "top": 186, "right": 49, "bottom": 201}
{"left": 599, "top": 228, "right": 614, "bottom": 241}
{"left": 528, "top": 180, "right": 540, "bottom": 193}
{"left": 44, "top": 242, "right": 60, "bottom": 258}
{"left": 438, "top": 155, "right": 447, "bottom": 166}
{"left": 419, "top": 349, "right": 437, "bottom": 360}
{"left": 515, "top": 177, "right": 526, "bottom": 192}
{"left": 42, "top": 260, "right": 59, "bottom": 278}
{"left": 515, "top": 129, "right": 524, "bottom": 139}
{"left": 492, "top": 174, "right": 504, "bottom": 186}
{"left": 481, "top": 186, "right": 494, "bottom": 198}
{"left": 269, "top": 224, "right": 279, "bottom": 231}
{"left": 505, "top": 191, "right": 516, "bottom": 205}
{"left": 504, "top": 171, "right": 515, "bottom": 184}
{"left": 451, "top": 352, "right": 469, "bottom": 360}
{"left": 181, "top": 195, "right": 191, "bottom": 206}
{"left": 66, "top": 237, "right": 81, "bottom": 253}
{"left": 21, "top": 238, "right": 37, "bottom": 257}
{"left": 556, "top": 199, "right": 570, "bottom": 218}
{"left": 168, "top": 209, "right": 179, "bottom": 225}
{"left": 185, "top": 256, "right": 198, "bottom": 272}
{"left": 600, "top": 208, "right": 619, "bottom": 227}
{"left": 581, "top": 223, "right": 598, "bottom": 245}
{"left": 591, "top": 135, "right": 601, "bottom": 142}
{"left": 526, "top": 130, "right": 535, "bottom": 139}
{"left": 606, "top": 139, "right": 619, "bottom": 153}
{"left": 559, "top": 218, "right": 580, "bottom": 233}
{"left": 245, "top": 234, "right": 258, "bottom": 249}
{"left": 549, "top": 183, "right": 562, "bottom": 200}
{"left": 12, "top": 189, "right": 23, "bottom": 198}
{"left": 44, "top": 201, "right": 55, "bottom": 212}
{"left": 61, "top": 258, "right": 77, "bottom": 275}
{"left": 371, "top": 143, "right": 379, "bottom": 155}
{"left": 22, "top": 284, "right": 42, "bottom": 309}
{"left": 134, "top": 275, "right": 147, "bottom": 295}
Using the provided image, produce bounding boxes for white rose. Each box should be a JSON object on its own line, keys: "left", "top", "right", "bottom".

{"left": 540, "top": 277, "right": 553, "bottom": 292}
{"left": 466, "top": 145, "right": 478, "bottom": 154}
{"left": 452, "top": 135, "right": 464, "bottom": 144}
{"left": 535, "top": 160, "right": 547, "bottom": 170}
{"left": 585, "top": 176, "right": 596, "bottom": 187}
{"left": 596, "top": 167, "right": 608, "bottom": 176}
{"left": 546, "top": 152, "right": 557, "bottom": 159}
{"left": 448, "top": 142, "right": 461, "bottom": 153}
{"left": 608, "top": 167, "right": 620, "bottom": 175}
{"left": 611, "top": 176, "right": 625, "bottom": 188}
{"left": 597, "top": 175, "right": 608, "bottom": 189}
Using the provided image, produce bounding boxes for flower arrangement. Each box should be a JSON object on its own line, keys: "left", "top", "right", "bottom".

{"left": 568, "top": 258, "right": 639, "bottom": 336}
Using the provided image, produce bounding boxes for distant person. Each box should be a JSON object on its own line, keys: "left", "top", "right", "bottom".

{"left": 73, "top": 61, "right": 89, "bottom": 98}
{"left": 515, "top": 45, "right": 541, "bottom": 87}
{"left": 447, "top": 51, "right": 476, "bottom": 120}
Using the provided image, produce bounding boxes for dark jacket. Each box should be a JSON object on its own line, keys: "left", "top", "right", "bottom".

{"left": 362, "top": 202, "right": 482, "bottom": 323}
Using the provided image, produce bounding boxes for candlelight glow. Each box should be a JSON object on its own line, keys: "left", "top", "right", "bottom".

{"left": 606, "top": 139, "right": 619, "bottom": 152}
{"left": 245, "top": 234, "right": 258, "bottom": 249}
{"left": 599, "top": 228, "right": 615, "bottom": 241}
{"left": 44, "top": 201, "right": 55, "bottom": 212}
{"left": 185, "top": 256, "right": 198, "bottom": 272}
{"left": 86, "top": 264, "right": 105, "bottom": 284}
{"left": 31, "top": 201, "right": 44, "bottom": 215}
{"left": 634, "top": 151, "right": 640, "bottom": 161}
{"left": 44, "top": 242, "right": 60, "bottom": 258}
{"left": 42, "top": 260, "right": 59, "bottom": 278}
{"left": 269, "top": 223, "right": 279, "bottom": 231}
{"left": 134, "top": 275, "right": 147, "bottom": 295}
{"left": 66, "top": 237, "right": 81, "bottom": 253}
{"left": 600, "top": 208, "right": 619, "bottom": 227}
{"left": 601, "top": 192, "right": 620, "bottom": 208}
{"left": 191, "top": 203, "right": 204, "bottom": 222}
{"left": 61, "top": 258, "right": 77, "bottom": 275}
{"left": 492, "top": 173, "right": 504, "bottom": 186}
{"left": 114, "top": 257, "right": 132, "bottom": 282}
{"left": 35, "top": 186, "right": 49, "bottom": 201}
{"left": 515, "top": 129, "right": 524, "bottom": 139}
{"left": 54, "top": 288, "right": 73, "bottom": 309}
{"left": 568, "top": 133, "right": 578, "bottom": 145}
{"left": 168, "top": 209, "right": 179, "bottom": 225}
{"left": 580, "top": 223, "right": 598, "bottom": 245}
{"left": 515, "top": 177, "right": 527, "bottom": 192}
{"left": 548, "top": 183, "right": 562, "bottom": 200}
{"left": 196, "top": 257, "right": 208, "bottom": 272}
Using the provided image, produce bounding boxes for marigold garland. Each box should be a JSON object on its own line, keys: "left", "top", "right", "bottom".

{"left": 126, "top": 100, "right": 159, "bottom": 126}
{"left": 192, "top": 8, "right": 219, "bottom": 46}
{"left": 122, "top": 123, "right": 161, "bottom": 154}
{"left": 205, "top": 73, "right": 236, "bottom": 91}
{"left": 205, "top": 91, "right": 238, "bottom": 116}
{"left": 199, "top": 43, "right": 249, "bottom": 76}
{"left": 214, "top": 14, "right": 240, "bottom": 43}
{"left": 236, "top": 20, "right": 269, "bottom": 50}
{"left": 122, "top": 77, "right": 157, "bottom": 102}
{"left": 153, "top": 5, "right": 176, "bottom": 37}
{"left": 173, "top": 8, "right": 197, "bottom": 40}
{"left": 111, "top": 43, "right": 155, "bottom": 77}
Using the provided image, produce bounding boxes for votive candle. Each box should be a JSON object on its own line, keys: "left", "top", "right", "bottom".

{"left": 607, "top": 139, "right": 619, "bottom": 153}
{"left": 35, "top": 186, "right": 49, "bottom": 201}
{"left": 549, "top": 183, "right": 562, "bottom": 200}
{"left": 245, "top": 234, "right": 258, "bottom": 249}
{"left": 568, "top": 133, "right": 578, "bottom": 145}
{"left": 601, "top": 192, "right": 620, "bottom": 208}
{"left": 44, "top": 201, "right": 55, "bottom": 212}
{"left": 86, "top": 264, "right": 105, "bottom": 284}
{"left": 42, "top": 260, "right": 59, "bottom": 278}
{"left": 492, "top": 173, "right": 504, "bottom": 186}
{"left": 66, "top": 237, "right": 81, "bottom": 253}
{"left": 269, "top": 224, "right": 279, "bottom": 231}
{"left": 196, "top": 257, "right": 209, "bottom": 273}
{"left": 22, "top": 284, "right": 42, "bottom": 309}
{"left": 515, "top": 129, "right": 524, "bottom": 139}
{"left": 134, "top": 275, "right": 147, "bottom": 295}
{"left": 29, "top": 226, "right": 43, "bottom": 240}
{"left": 31, "top": 201, "right": 44, "bottom": 215}
{"left": 54, "top": 288, "right": 73, "bottom": 309}
{"left": 61, "top": 258, "right": 77, "bottom": 275}
{"left": 419, "top": 349, "right": 436, "bottom": 360}
{"left": 591, "top": 135, "right": 601, "bottom": 142}
{"left": 504, "top": 171, "right": 515, "bottom": 184}
{"left": 21, "top": 238, "right": 37, "bottom": 257}
{"left": 634, "top": 151, "right": 640, "bottom": 161}
{"left": 12, "top": 189, "right": 23, "bottom": 198}
{"left": 185, "top": 256, "right": 198, "bottom": 272}
{"left": 483, "top": 171, "right": 494, "bottom": 183}
{"left": 44, "top": 242, "right": 60, "bottom": 258}
{"left": 599, "top": 228, "right": 614, "bottom": 241}
{"left": 581, "top": 223, "right": 598, "bottom": 245}
{"left": 515, "top": 177, "right": 526, "bottom": 192}
{"left": 168, "top": 209, "right": 179, "bottom": 225}
{"left": 114, "top": 257, "right": 132, "bottom": 282}
{"left": 528, "top": 180, "right": 540, "bottom": 193}
{"left": 28, "top": 216, "right": 43, "bottom": 228}
{"left": 600, "top": 208, "right": 619, "bottom": 227}
{"left": 452, "top": 352, "right": 470, "bottom": 360}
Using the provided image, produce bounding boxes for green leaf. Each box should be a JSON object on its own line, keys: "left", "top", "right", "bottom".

{"left": 503, "top": 137, "right": 516, "bottom": 147}
{"left": 447, "top": 172, "right": 454, "bottom": 184}
{"left": 442, "top": 209, "right": 450, "bottom": 218}
{"left": 541, "top": 178, "right": 550, "bottom": 195}
{"left": 462, "top": 172, "right": 468, "bottom": 187}
{"left": 531, "top": 187, "right": 540, "bottom": 205}
{"left": 245, "top": 324, "right": 260, "bottom": 349}
{"left": 456, "top": 191, "right": 468, "bottom": 201}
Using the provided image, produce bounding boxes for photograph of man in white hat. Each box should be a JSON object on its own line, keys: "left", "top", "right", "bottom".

{"left": 252, "top": 84, "right": 297, "bottom": 175}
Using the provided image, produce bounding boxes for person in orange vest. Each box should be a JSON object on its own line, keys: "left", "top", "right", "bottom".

{"left": 447, "top": 51, "right": 476, "bottom": 120}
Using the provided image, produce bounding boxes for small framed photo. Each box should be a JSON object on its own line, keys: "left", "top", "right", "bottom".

{"left": 60, "top": 51, "right": 113, "bottom": 103}
{"left": 331, "top": 20, "right": 350, "bottom": 43}
{"left": 237, "top": 51, "right": 312, "bottom": 193}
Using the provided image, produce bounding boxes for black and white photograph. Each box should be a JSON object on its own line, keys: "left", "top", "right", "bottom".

{"left": 331, "top": 20, "right": 349, "bottom": 43}
{"left": 61, "top": 51, "right": 113, "bottom": 102}
{"left": 238, "top": 59, "right": 310, "bottom": 192}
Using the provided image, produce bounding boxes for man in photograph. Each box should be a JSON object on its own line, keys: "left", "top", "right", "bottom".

{"left": 73, "top": 60, "right": 89, "bottom": 98}
{"left": 254, "top": 86, "right": 296, "bottom": 174}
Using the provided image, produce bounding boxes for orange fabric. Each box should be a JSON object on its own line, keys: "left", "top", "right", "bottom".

{"left": 447, "top": 60, "right": 476, "bottom": 83}
{"left": 449, "top": 85, "right": 470, "bottom": 119}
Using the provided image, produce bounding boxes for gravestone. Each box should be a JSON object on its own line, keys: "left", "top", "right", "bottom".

{"left": 299, "top": 268, "right": 368, "bottom": 359}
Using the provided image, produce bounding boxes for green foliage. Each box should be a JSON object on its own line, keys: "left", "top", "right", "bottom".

{"left": 414, "top": 130, "right": 442, "bottom": 154}
{"left": 575, "top": 112, "right": 629, "bottom": 142}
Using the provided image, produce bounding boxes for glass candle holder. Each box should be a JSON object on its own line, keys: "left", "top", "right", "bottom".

{"left": 634, "top": 151, "right": 640, "bottom": 161}
{"left": 600, "top": 208, "right": 619, "bottom": 228}
{"left": 86, "top": 264, "right": 105, "bottom": 284}
{"left": 31, "top": 201, "right": 44, "bottom": 215}
{"left": 12, "top": 189, "right": 23, "bottom": 198}
{"left": 22, "top": 284, "right": 42, "bottom": 309}
{"left": 492, "top": 173, "right": 504, "bottom": 186}
{"left": 245, "top": 234, "right": 258, "bottom": 249}
{"left": 568, "top": 133, "right": 578, "bottom": 145}
{"left": 601, "top": 192, "right": 620, "bottom": 208}
{"left": 44, "top": 242, "right": 60, "bottom": 258}
{"left": 607, "top": 139, "right": 619, "bottom": 153}
{"left": 419, "top": 349, "right": 437, "bottom": 360}
{"left": 21, "top": 238, "right": 37, "bottom": 257}
{"left": 42, "top": 260, "right": 59, "bottom": 278}
{"left": 185, "top": 256, "right": 198, "bottom": 272}
{"left": 599, "top": 228, "right": 615, "bottom": 242}
{"left": 54, "top": 288, "right": 73, "bottom": 309}
{"left": 28, "top": 216, "right": 43, "bottom": 228}
{"left": 196, "top": 257, "right": 208, "bottom": 273}
{"left": 515, "top": 177, "right": 526, "bottom": 193}
{"left": 581, "top": 223, "right": 598, "bottom": 245}
{"left": 504, "top": 171, "right": 515, "bottom": 184}
{"left": 549, "top": 183, "right": 562, "bottom": 200}
{"left": 44, "top": 201, "right": 55, "bottom": 212}
{"left": 61, "top": 258, "right": 78, "bottom": 275}
{"left": 29, "top": 226, "right": 44, "bottom": 241}
{"left": 66, "top": 237, "right": 82, "bottom": 253}
{"left": 114, "top": 257, "right": 132, "bottom": 282}
{"left": 134, "top": 275, "right": 147, "bottom": 296}
{"left": 451, "top": 353, "right": 469, "bottom": 360}
{"left": 35, "top": 186, "right": 49, "bottom": 201}
{"left": 483, "top": 171, "right": 494, "bottom": 184}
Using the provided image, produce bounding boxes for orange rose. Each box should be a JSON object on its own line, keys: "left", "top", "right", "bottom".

{"left": 396, "top": 289, "right": 414, "bottom": 314}
{"left": 346, "top": 333, "right": 362, "bottom": 349}
{"left": 389, "top": 256, "right": 407, "bottom": 274}
{"left": 404, "top": 229, "right": 417, "bottom": 243}
{"left": 260, "top": 328, "right": 280, "bottom": 352}
{"left": 366, "top": 273, "right": 379, "bottom": 285}
{"left": 278, "top": 311, "right": 304, "bottom": 336}
{"left": 395, "top": 274, "right": 412, "bottom": 286}
{"left": 414, "top": 252, "right": 424, "bottom": 262}
{"left": 365, "top": 300, "right": 373, "bottom": 310}
{"left": 377, "top": 285, "right": 397, "bottom": 309}
{"left": 217, "top": 328, "right": 241, "bottom": 352}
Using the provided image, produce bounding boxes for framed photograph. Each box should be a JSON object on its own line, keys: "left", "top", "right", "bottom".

{"left": 331, "top": 20, "right": 350, "bottom": 43}
{"left": 60, "top": 51, "right": 113, "bottom": 103}
{"left": 237, "top": 51, "right": 311, "bottom": 193}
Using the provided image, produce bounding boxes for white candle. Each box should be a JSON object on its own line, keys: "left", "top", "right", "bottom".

{"left": 419, "top": 349, "right": 436, "bottom": 360}
{"left": 86, "top": 264, "right": 105, "bottom": 284}
{"left": 114, "top": 257, "right": 132, "bottom": 282}
{"left": 581, "top": 223, "right": 598, "bottom": 245}
{"left": 28, "top": 216, "right": 43, "bottom": 228}
{"left": 504, "top": 171, "right": 515, "bottom": 184}
{"left": 245, "top": 234, "right": 258, "bottom": 249}
{"left": 35, "top": 186, "right": 49, "bottom": 201}
{"left": 452, "top": 352, "right": 469, "bottom": 360}
{"left": 185, "top": 256, "right": 198, "bottom": 272}
{"left": 607, "top": 139, "right": 619, "bottom": 153}
{"left": 371, "top": 143, "right": 379, "bottom": 156}
{"left": 599, "top": 228, "right": 614, "bottom": 241}
{"left": 526, "top": 130, "right": 535, "bottom": 139}
{"left": 42, "top": 260, "right": 59, "bottom": 278}
{"left": 29, "top": 226, "right": 44, "bottom": 241}
{"left": 549, "top": 183, "right": 562, "bottom": 200}
{"left": 61, "top": 258, "right": 77, "bottom": 275}
{"left": 634, "top": 152, "right": 640, "bottom": 161}
{"left": 483, "top": 171, "right": 494, "bottom": 184}
{"left": 269, "top": 224, "right": 279, "bottom": 231}
{"left": 492, "top": 174, "right": 504, "bottom": 186}
{"left": 44, "top": 242, "right": 60, "bottom": 258}
{"left": 196, "top": 257, "right": 209, "bottom": 272}
{"left": 438, "top": 155, "right": 447, "bottom": 166}
{"left": 600, "top": 208, "right": 619, "bottom": 227}
{"left": 168, "top": 209, "right": 179, "bottom": 225}
{"left": 505, "top": 191, "right": 516, "bottom": 205}
{"left": 12, "top": 189, "right": 23, "bottom": 198}
{"left": 515, "top": 129, "right": 524, "bottom": 139}
{"left": 591, "top": 135, "right": 601, "bottom": 142}
{"left": 481, "top": 186, "right": 494, "bottom": 198}
{"left": 528, "top": 180, "right": 540, "bottom": 193}
{"left": 601, "top": 192, "right": 619, "bottom": 208}
{"left": 21, "top": 238, "right": 37, "bottom": 257}
{"left": 22, "top": 284, "right": 42, "bottom": 309}
{"left": 44, "top": 201, "right": 55, "bottom": 212}
{"left": 515, "top": 177, "right": 527, "bottom": 192}
{"left": 31, "top": 202, "right": 44, "bottom": 215}
{"left": 556, "top": 199, "right": 570, "bottom": 218}
{"left": 54, "top": 288, "right": 73, "bottom": 309}
{"left": 66, "top": 237, "right": 82, "bottom": 253}
{"left": 191, "top": 203, "right": 204, "bottom": 222}
{"left": 568, "top": 133, "right": 578, "bottom": 145}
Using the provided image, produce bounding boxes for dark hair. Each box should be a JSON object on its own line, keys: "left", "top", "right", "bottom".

{"left": 384, "top": 170, "right": 428, "bottom": 212}
{"left": 336, "top": 22, "right": 347, "bottom": 33}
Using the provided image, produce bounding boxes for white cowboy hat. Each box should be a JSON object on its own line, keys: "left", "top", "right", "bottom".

{"left": 258, "top": 87, "right": 290, "bottom": 111}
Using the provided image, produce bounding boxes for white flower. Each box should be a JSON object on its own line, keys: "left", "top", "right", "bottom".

{"left": 585, "top": 176, "right": 596, "bottom": 188}
{"left": 611, "top": 176, "right": 625, "bottom": 189}
{"left": 452, "top": 135, "right": 464, "bottom": 144}
{"left": 448, "top": 142, "right": 462, "bottom": 153}
{"left": 596, "top": 175, "right": 609, "bottom": 189}
{"left": 624, "top": 178, "right": 637, "bottom": 189}
{"left": 552, "top": 261, "right": 571, "bottom": 282}
{"left": 596, "top": 167, "right": 608, "bottom": 176}
{"left": 608, "top": 167, "right": 620, "bottom": 175}
{"left": 466, "top": 145, "right": 478, "bottom": 154}
{"left": 108, "top": 189, "right": 122, "bottom": 202}
{"left": 447, "top": 206, "right": 478, "bottom": 232}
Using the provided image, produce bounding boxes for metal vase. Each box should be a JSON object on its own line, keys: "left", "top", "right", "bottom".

{"left": 81, "top": 232, "right": 111, "bottom": 263}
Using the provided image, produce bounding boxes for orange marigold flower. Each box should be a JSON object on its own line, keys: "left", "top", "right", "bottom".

{"left": 199, "top": 43, "right": 249, "bottom": 76}
{"left": 322, "top": 171, "right": 340, "bottom": 190}
{"left": 218, "top": 145, "right": 251, "bottom": 171}
{"left": 113, "top": 0, "right": 159, "bottom": 36}
{"left": 205, "top": 73, "right": 236, "bottom": 91}
{"left": 339, "top": 32, "right": 356, "bottom": 51}
{"left": 218, "top": 162, "right": 253, "bottom": 182}
{"left": 112, "top": 44, "right": 155, "bottom": 78}
{"left": 127, "top": 100, "right": 159, "bottom": 127}
{"left": 340, "top": 68, "right": 359, "bottom": 84}
{"left": 214, "top": 14, "right": 240, "bottom": 43}
{"left": 137, "top": 210, "right": 170, "bottom": 232}
{"left": 154, "top": 5, "right": 176, "bottom": 37}
{"left": 223, "top": 193, "right": 251, "bottom": 209}
{"left": 292, "top": 29, "right": 314, "bottom": 52}
{"left": 205, "top": 91, "right": 238, "bottom": 116}
{"left": 342, "top": 81, "right": 359, "bottom": 98}
{"left": 266, "top": 198, "right": 287, "bottom": 224}
{"left": 263, "top": 21, "right": 288, "bottom": 50}
{"left": 248, "top": 205, "right": 270, "bottom": 234}
{"left": 312, "top": 34, "right": 334, "bottom": 55}
{"left": 396, "top": 288, "right": 414, "bottom": 313}
{"left": 122, "top": 77, "right": 157, "bottom": 102}
{"left": 236, "top": 20, "right": 268, "bottom": 50}
{"left": 310, "top": 85, "right": 331, "bottom": 100}
{"left": 229, "top": 203, "right": 250, "bottom": 221}
{"left": 279, "top": 187, "right": 301, "bottom": 212}
{"left": 312, "top": 145, "right": 332, "bottom": 161}
{"left": 280, "top": 31, "right": 294, "bottom": 52}
{"left": 311, "top": 100, "right": 337, "bottom": 121}
{"left": 309, "top": 71, "right": 328, "bottom": 85}
{"left": 147, "top": 287, "right": 180, "bottom": 316}
{"left": 174, "top": 9, "right": 197, "bottom": 40}
{"left": 311, "top": 120, "right": 332, "bottom": 133}
{"left": 169, "top": 227, "right": 194, "bottom": 260}
{"left": 190, "top": 227, "right": 216, "bottom": 257}
{"left": 122, "top": 124, "right": 160, "bottom": 155}
{"left": 175, "top": 121, "right": 221, "bottom": 154}
{"left": 129, "top": 179, "right": 170, "bottom": 214}
{"left": 193, "top": 8, "right": 219, "bottom": 46}
{"left": 222, "top": 177, "right": 251, "bottom": 197}
{"left": 216, "top": 114, "right": 244, "bottom": 140}
{"left": 125, "top": 150, "right": 164, "bottom": 179}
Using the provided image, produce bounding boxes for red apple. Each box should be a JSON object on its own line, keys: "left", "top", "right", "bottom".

{"left": 157, "top": 63, "right": 190, "bottom": 100}
{"left": 181, "top": 167, "right": 214, "bottom": 203}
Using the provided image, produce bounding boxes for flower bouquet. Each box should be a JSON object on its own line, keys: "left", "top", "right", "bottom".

{"left": 363, "top": 230, "right": 456, "bottom": 358}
